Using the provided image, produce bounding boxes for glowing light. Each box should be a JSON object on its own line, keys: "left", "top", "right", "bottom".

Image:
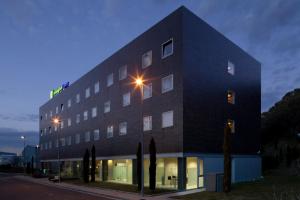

{"left": 135, "top": 78, "right": 143, "bottom": 86}
{"left": 21, "top": 136, "right": 25, "bottom": 139}
{"left": 53, "top": 118, "right": 60, "bottom": 124}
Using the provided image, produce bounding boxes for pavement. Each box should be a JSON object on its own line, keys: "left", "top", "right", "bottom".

{"left": 0, "top": 173, "right": 204, "bottom": 200}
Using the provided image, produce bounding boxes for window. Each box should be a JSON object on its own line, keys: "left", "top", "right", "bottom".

{"left": 162, "top": 110, "right": 174, "bottom": 128}
{"left": 54, "top": 126, "right": 58, "bottom": 132}
{"left": 83, "top": 111, "right": 88, "bottom": 121}
{"left": 61, "top": 138, "right": 65, "bottom": 147}
{"left": 143, "top": 116, "right": 152, "bottom": 131}
{"left": 50, "top": 111, "right": 53, "bottom": 117}
{"left": 44, "top": 128, "right": 47, "bottom": 135}
{"left": 94, "top": 82, "right": 100, "bottom": 94}
{"left": 75, "top": 134, "right": 80, "bottom": 144}
{"left": 119, "top": 122, "right": 127, "bottom": 135}
{"left": 227, "top": 90, "right": 235, "bottom": 104}
{"left": 56, "top": 106, "right": 59, "bottom": 114}
{"left": 61, "top": 104, "right": 64, "bottom": 112}
{"left": 68, "top": 99, "right": 71, "bottom": 108}
{"left": 107, "top": 125, "right": 114, "bottom": 138}
{"left": 76, "top": 114, "right": 80, "bottom": 124}
{"left": 49, "top": 141, "right": 52, "bottom": 149}
{"left": 94, "top": 129, "right": 100, "bottom": 141}
{"left": 60, "top": 121, "right": 64, "bottom": 129}
{"left": 92, "top": 107, "right": 97, "bottom": 118}
{"left": 122, "top": 92, "right": 130, "bottom": 107}
{"left": 85, "top": 87, "right": 90, "bottom": 98}
{"left": 142, "top": 50, "right": 152, "bottom": 68}
{"left": 45, "top": 113, "right": 48, "bottom": 120}
{"left": 119, "top": 65, "right": 127, "bottom": 80}
{"left": 85, "top": 132, "right": 90, "bottom": 142}
{"left": 40, "top": 116, "right": 43, "bottom": 121}
{"left": 67, "top": 136, "right": 71, "bottom": 146}
{"left": 40, "top": 129, "right": 43, "bottom": 136}
{"left": 143, "top": 83, "right": 152, "bottom": 100}
{"left": 162, "top": 39, "right": 173, "bottom": 58}
{"left": 76, "top": 94, "right": 80, "bottom": 103}
{"left": 107, "top": 73, "right": 114, "bottom": 87}
{"left": 104, "top": 101, "right": 111, "bottom": 113}
{"left": 227, "top": 119, "right": 235, "bottom": 133}
{"left": 67, "top": 118, "right": 71, "bottom": 127}
{"left": 48, "top": 127, "right": 52, "bottom": 134}
{"left": 162, "top": 74, "right": 173, "bottom": 93}
{"left": 228, "top": 60, "right": 235, "bottom": 75}
{"left": 55, "top": 139, "right": 58, "bottom": 148}
{"left": 45, "top": 143, "right": 48, "bottom": 150}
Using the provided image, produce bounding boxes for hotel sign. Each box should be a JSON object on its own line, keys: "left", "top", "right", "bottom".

{"left": 50, "top": 82, "right": 70, "bottom": 99}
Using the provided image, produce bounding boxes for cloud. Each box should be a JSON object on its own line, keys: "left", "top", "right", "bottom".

{"left": 0, "top": 114, "right": 38, "bottom": 122}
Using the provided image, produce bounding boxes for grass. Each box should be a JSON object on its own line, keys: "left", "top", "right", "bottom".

{"left": 172, "top": 175, "right": 300, "bottom": 200}
{"left": 62, "top": 179, "right": 176, "bottom": 195}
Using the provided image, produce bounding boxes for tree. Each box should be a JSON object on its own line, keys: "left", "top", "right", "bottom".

{"left": 83, "top": 149, "right": 90, "bottom": 183}
{"left": 223, "top": 123, "right": 232, "bottom": 193}
{"left": 136, "top": 142, "right": 142, "bottom": 191}
{"left": 91, "top": 145, "right": 96, "bottom": 182}
{"left": 149, "top": 138, "right": 157, "bottom": 192}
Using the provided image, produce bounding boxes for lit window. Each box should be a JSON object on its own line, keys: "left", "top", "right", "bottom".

{"left": 162, "top": 74, "right": 173, "bottom": 93}
{"left": 68, "top": 99, "right": 71, "bottom": 108}
{"left": 76, "top": 114, "right": 80, "bottom": 124}
{"left": 119, "top": 65, "right": 127, "bottom": 80}
{"left": 67, "top": 136, "right": 71, "bottom": 146}
{"left": 162, "top": 110, "right": 174, "bottom": 128}
{"left": 56, "top": 106, "right": 59, "bottom": 114}
{"left": 94, "top": 82, "right": 100, "bottom": 94}
{"left": 162, "top": 39, "right": 173, "bottom": 58}
{"left": 76, "top": 94, "right": 80, "bottom": 103}
{"left": 45, "top": 113, "right": 48, "bottom": 120}
{"left": 60, "top": 138, "right": 65, "bottom": 147}
{"left": 85, "top": 87, "right": 90, "bottom": 98}
{"left": 123, "top": 92, "right": 130, "bottom": 107}
{"left": 61, "top": 104, "right": 64, "bottom": 111}
{"left": 227, "top": 119, "right": 235, "bottom": 133}
{"left": 227, "top": 90, "right": 235, "bottom": 104}
{"left": 67, "top": 118, "right": 71, "bottom": 127}
{"left": 83, "top": 111, "right": 88, "bottom": 121}
{"left": 50, "top": 111, "right": 53, "bottom": 117}
{"left": 92, "top": 107, "right": 97, "bottom": 118}
{"left": 143, "top": 116, "right": 152, "bottom": 131}
{"left": 143, "top": 83, "right": 152, "bottom": 100}
{"left": 60, "top": 121, "right": 64, "bottom": 129}
{"left": 94, "top": 129, "right": 100, "bottom": 141}
{"left": 119, "top": 122, "right": 127, "bottom": 135}
{"left": 104, "top": 101, "right": 111, "bottom": 113}
{"left": 48, "top": 141, "right": 52, "bottom": 149}
{"left": 107, "top": 125, "right": 114, "bottom": 138}
{"left": 85, "top": 131, "right": 90, "bottom": 142}
{"left": 75, "top": 134, "right": 80, "bottom": 144}
{"left": 142, "top": 50, "right": 152, "bottom": 68}
{"left": 107, "top": 73, "right": 114, "bottom": 87}
{"left": 54, "top": 126, "right": 58, "bottom": 132}
{"left": 44, "top": 128, "right": 47, "bottom": 135}
{"left": 228, "top": 61, "right": 235, "bottom": 75}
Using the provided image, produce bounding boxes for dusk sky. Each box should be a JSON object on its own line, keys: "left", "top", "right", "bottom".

{"left": 0, "top": 0, "right": 299, "bottom": 154}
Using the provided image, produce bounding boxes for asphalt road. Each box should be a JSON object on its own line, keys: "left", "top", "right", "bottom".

{"left": 0, "top": 173, "right": 114, "bottom": 200}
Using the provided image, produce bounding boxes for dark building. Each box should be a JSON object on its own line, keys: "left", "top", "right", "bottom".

{"left": 39, "top": 6, "right": 261, "bottom": 190}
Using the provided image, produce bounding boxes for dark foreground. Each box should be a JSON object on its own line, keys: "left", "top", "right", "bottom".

{"left": 0, "top": 173, "right": 113, "bottom": 200}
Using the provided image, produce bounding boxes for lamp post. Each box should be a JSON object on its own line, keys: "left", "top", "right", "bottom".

{"left": 134, "top": 76, "right": 145, "bottom": 198}
{"left": 53, "top": 117, "right": 61, "bottom": 183}
{"left": 21, "top": 136, "right": 26, "bottom": 173}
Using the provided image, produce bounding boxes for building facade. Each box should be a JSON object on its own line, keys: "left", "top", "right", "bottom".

{"left": 39, "top": 7, "right": 261, "bottom": 190}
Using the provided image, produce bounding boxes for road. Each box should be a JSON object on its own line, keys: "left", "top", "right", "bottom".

{"left": 0, "top": 173, "right": 115, "bottom": 200}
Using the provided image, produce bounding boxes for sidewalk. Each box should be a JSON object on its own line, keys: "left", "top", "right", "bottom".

{"left": 15, "top": 175, "right": 203, "bottom": 200}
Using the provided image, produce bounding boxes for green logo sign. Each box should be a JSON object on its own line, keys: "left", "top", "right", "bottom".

{"left": 50, "top": 82, "right": 70, "bottom": 99}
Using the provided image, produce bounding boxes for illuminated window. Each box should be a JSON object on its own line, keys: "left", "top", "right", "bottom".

{"left": 92, "top": 107, "right": 97, "bottom": 118}
{"left": 143, "top": 116, "right": 152, "bottom": 131}
{"left": 56, "top": 106, "right": 59, "bottom": 114}
{"left": 94, "top": 82, "right": 100, "bottom": 94}
{"left": 227, "top": 61, "right": 235, "bottom": 75}
{"left": 107, "top": 125, "right": 114, "bottom": 138}
{"left": 45, "top": 113, "right": 48, "bottom": 120}
{"left": 162, "top": 110, "right": 174, "bottom": 128}
{"left": 162, "top": 39, "right": 173, "bottom": 58}
{"left": 44, "top": 128, "right": 47, "bottom": 135}
{"left": 162, "top": 74, "right": 173, "bottom": 93}
{"left": 142, "top": 50, "right": 152, "bottom": 68}
{"left": 68, "top": 99, "right": 71, "bottom": 108}
{"left": 67, "top": 118, "right": 71, "bottom": 127}
{"left": 50, "top": 111, "right": 53, "bottom": 117}
{"left": 85, "top": 131, "right": 90, "bottom": 142}
{"left": 227, "top": 90, "right": 235, "bottom": 104}
{"left": 76, "top": 114, "right": 80, "bottom": 124}
{"left": 119, "top": 65, "right": 127, "bottom": 80}
{"left": 85, "top": 87, "right": 90, "bottom": 98}
{"left": 76, "top": 94, "right": 80, "bottom": 103}
{"left": 83, "top": 111, "right": 88, "bottom": 121}
{"left": 104, "top": 101, "right": 111, "bottom": 113}
{"left": 60, "top": 137, "right": 65, "bottom": 147}
{"left": 60, "top": 121, "right": 64, "bottom": 129}
{"left": 75, "top": 134, "right": 80, "bottom": 144}
{"left": 227, "top": 119, "right": 235, "bottom": 133}
{"left": 107, "top": 73, "right": 114, "bottom": 87}
{"left": 119, "top": 122, "right": 127, "bottom": 135}
{"left": 67, "top": 136, "right": 71, "bottom": 146}
{"left": 94, "top": 129, "right": 100, "bottom": 141}
{"left": 143, "top": 83, "right": 152, "bottom": 100}
{"left": 54, "top": 126, "right": 58, "bottom": 132}
{"left": 123, "top": 92, "right": 130, "bottom": 107}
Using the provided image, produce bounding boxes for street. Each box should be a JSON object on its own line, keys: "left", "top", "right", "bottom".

{"left": 0, "top": 173, "right": 115, "bottom": 200}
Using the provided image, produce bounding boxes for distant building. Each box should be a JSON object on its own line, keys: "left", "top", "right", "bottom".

{"left": 0, "top": 152, "right": 17, "bottom": 166}
{"left": 39, "top": 6, "right": 261, "bottom": 190}
{"left": 22, "top": 145, "right": 40, "bottom": 169}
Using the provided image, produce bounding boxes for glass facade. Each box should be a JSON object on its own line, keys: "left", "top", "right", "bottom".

{"left": 107, "top": 159, "right": 132, "bottom": 184}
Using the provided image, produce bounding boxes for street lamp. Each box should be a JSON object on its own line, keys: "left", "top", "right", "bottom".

{"left": 52, "top": 117, "right": 61, "bottom": 183}
{"left": 21, "top": 136, "right": 26, "bottom": 173}
{"left": 133, "top": 75, "right": 145, "bottom": 198}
